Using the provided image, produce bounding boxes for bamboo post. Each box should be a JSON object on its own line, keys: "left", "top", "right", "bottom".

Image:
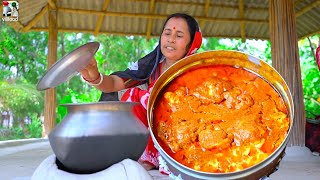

{"left": 146, "top": 0, "right": 155, "bottom": 40}
{"left": 94, "top": 0, "right": 110, "bottom": 36}
{"left": 43, "top": 2, "right": 58, "bottom": 137}
{"left": 199, "top": 0, "right": 210, "bottom": 32}
{"left": 269, "top": 0, "right": 305, "bottom": 146}
{"left": 239, "top": 0, "right": 246, "bottom": 43}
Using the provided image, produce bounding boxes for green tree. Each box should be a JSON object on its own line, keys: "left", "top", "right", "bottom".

{"left": 202, "top": 38, "right": 272, "bottom": 64}
{"left": 94, "top": 35, "right": 158, "bottom": 74}
{"left": 299, "top": 35, "right": 320, "bottom": 119}
{"left": 0, "top": 21, "right": 48, "bottom": 84}
{"left": 1, "top": 22, "right": 46, "bottom": 130}
{"left": 0, "top": 80, "right": 43, "bottom": 128}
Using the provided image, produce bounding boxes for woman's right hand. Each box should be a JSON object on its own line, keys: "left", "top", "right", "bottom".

{"left": 80, "top": 58, "right": 100, "bottom": 82}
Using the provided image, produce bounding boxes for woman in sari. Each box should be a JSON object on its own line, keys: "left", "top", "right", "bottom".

{"left": 80, "top": 12, "right": 202, "bottom": 172}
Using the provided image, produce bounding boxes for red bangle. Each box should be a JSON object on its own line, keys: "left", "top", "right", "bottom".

{"left": 82, "top": 74, "right": 101, "bottom": 83}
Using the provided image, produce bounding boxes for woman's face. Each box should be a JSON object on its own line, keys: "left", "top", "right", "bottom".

{"left": 160, "top": 17, "right": 191, "bottom": 62}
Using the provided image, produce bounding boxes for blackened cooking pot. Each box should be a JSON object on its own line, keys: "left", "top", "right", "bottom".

{"left": 147, "top": 50, "right": 294, "bottom": 179}
{"left": 48, "top": 101, "right": 149, "bottom": 174}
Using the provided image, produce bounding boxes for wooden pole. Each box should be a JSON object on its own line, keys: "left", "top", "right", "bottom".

{"left": 43, "top": 2, "right": 57, "bottom": 137}
{"left": 269, "top": 0, "right": 306, "bottom": 146}
{"left": 146, "top": 0, "right": 156, "bottom": 40}
{"left": 239, "top": 0, "right": 246, "bottom": 43}
{"left": 94, "top": 0, "right": 110, "bottom": 36}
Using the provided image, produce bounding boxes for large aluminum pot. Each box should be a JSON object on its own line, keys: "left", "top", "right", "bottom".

{"left": 147, "top": 50, "right": 294, "bottom": 179}
{"left": 49, "top": 101, "right": 149, "bottom": 174}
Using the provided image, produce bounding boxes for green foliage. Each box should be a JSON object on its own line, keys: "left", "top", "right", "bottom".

{"left": 0, "top": 22, "right": 48, "bottom": 84}
{"left": 0, "top": 127, "right": 24, "bottom": 140}
{"left": 299, "top": 36, "right": 320, "bottom": 119}
{"left": 202, "top": 38, "right": 272, "bottom": 64}
{"left": 56, "top": 87, "right": 101, "bottom": 124}
{"left": 0, "top": 80, "right": 43, "bottom": 122}
{"left": 95, "top": 35, "right": 158, "bottom": 75}
{"left": 25, "top": 114, "right": 42, "bottom": 138}
{"left": 0, "top": 115, "right": 42, "bottom": 140}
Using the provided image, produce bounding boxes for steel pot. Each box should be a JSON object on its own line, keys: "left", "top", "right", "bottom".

{"left": 36, "top": 42, "right": 149, "bottom": 174}
{"left": 49, "top": 101, "right": 149, "bottom": 174}
{"left": 147, "top": 50, "right": 294, "bottom": 179}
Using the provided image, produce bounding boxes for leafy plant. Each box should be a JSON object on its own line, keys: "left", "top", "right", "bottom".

{"left": 299, "top": 36, "right": 320, "bottom": 120}
{"left": 25, "top": 114, "right": 43, "bottom": 138}
{"left": 0, "top": 127, "right": 24, "bottom": 140}
{"left": 0, "top": 80, "right": 43, "bottom": 127}
{"left": 56, "top": 86, "right": 101, "bottom": 124}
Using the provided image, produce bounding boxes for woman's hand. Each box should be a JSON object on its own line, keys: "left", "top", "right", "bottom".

{"left": 80, "top": 58, "right": 126, "bottom": 92}
{"left": 80, "top": 58, "right": 100, "bottom": 82}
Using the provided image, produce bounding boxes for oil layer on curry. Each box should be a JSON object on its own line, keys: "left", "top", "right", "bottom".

{"left": 153, "top": 65, "right": 289, "bottom": 173}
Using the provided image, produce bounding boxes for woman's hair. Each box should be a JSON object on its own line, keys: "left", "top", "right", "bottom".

{"left": 161, "top": 13, "right": 200, "bottom": 48}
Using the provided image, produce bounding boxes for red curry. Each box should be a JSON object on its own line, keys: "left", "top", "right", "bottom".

{"left": 153, "top": 65, "right": 289, "bottom": 173}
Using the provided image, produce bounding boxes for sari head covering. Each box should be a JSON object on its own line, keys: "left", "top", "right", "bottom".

{"left": 99, "top": 13, "right": 202, "bottom": 101}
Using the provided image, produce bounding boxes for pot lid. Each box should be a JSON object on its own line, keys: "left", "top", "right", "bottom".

{"left": 37, "top": 42, "right": 100, "bottom": 91}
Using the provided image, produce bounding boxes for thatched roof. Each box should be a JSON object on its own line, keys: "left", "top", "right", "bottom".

{"left": 3, "top": 0, "right": 320, "bottom": 41}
